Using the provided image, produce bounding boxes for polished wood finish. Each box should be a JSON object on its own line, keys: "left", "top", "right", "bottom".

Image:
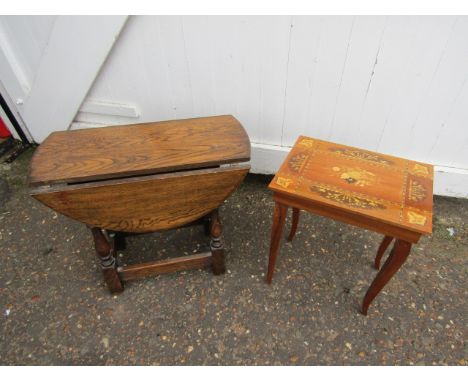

{"left": 267, "top": 135, "right": 433, "bottom": 315}
{"left": 91, "top": 227, "right": 123, "bottom": 293}
{"left": 269, "top": 136, "right": 433, "bottom": 235}
{"left": 28, "top": 115, "right": 250, "bottom": 186}
{"left": 375, "top": 235, "right": 394, "bottom": 270}
{"left": 362, "top": 239, "right": 412, "bottom": 315}
{"left": 29, "top": 115, "right": 250, "bottom": 292}
{"left": 288, "top": 208, "right": 300, "bottom": 242}
{"left": 31, "top": 165, "right": 249, "bottom": 233}
{"left": 266, "top": 201, "right": 288, "bottom": 284}
{"left": 210, "top": 209, "right": 225, "bottom": 275}
{"left": 119, "top": 252, "right": 213, "bottom": 282}
{"left": 274, "top": 193, "right": 421, "bottom": 243}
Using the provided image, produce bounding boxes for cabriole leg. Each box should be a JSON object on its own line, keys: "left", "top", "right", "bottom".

{"left": 362, "top": 239, "right": 411, "bottom": 315}
{"left": 287, "top": 208, "right": 300, "bottom": 242}
{"left": 374, "top": 235, "right": 394, "bottom": 270}
{"left": 266, "top": 201, "right": 288, "bottom": 284}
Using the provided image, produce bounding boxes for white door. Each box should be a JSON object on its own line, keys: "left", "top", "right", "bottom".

{"left": 0, "top": 15, "right": 127, "bottom": 143}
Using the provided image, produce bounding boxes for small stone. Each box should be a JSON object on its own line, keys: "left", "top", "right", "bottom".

{"left": 101, "top": 337, "right": 109, "bottom": 349}
{"left": 345, "top": 342, "right": 352, "bottom": 350}
{"left": 187, "top": 346, "right": 194, "bottom": 353}
{"left": 359, "top": 351, "right": 366, "bottom": 357}
{"left": 327, "top": 331, "right": 339, "bottom": 341}
{"left": 422, "top": 337, "right": 432, "bottom": 347}
{"left": 290, "top": 355, "right": 299, "bottom": 363}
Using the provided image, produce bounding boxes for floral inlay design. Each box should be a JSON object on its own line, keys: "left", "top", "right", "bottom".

{"left": 276, "top": 177, "right": 292, "bottom": 188}
{"left": 298, "top": 138, "right": 314, "bottom": 148}
{"left": 410, "top": 164, "right": 431, "bottom": 178}
{"left": 407, "top": 211, "right": 427, "bottom": 226}
{"left": 408, "top": 179, "right": 427, "bottom": 202}
{"left": 310, "top": 185, "right": 386, "bottom": 210}
{"left": 329, "top": 148, "right": 394, "bottom": 166}
{"left": 289, "top": 153, "right": 309, "bottom": 173}
{"left": 331, "top": 166, "right": 376, "bottom": 187}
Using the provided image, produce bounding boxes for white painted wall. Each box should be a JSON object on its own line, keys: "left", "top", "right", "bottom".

{"left": 0, "top": 16, "right": 128, "bottom": 142}
{"left": 1, "top": 15, "right": 467, "bottom": 197}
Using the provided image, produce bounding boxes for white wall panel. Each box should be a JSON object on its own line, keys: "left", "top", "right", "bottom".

{"left": 408, "top": 17, "right": 468, "bottom": 162}
{"left": 283, "top": 16, "right": 355, "bottom": 145}
{"left": 0, "top": 16, "right": 56, "bottom": 89}
{"left": 86, "top": 16, "right": 292, "bottom": 145}
{"left": 376, "top": 17, "right": 456, "bottom": 158}
{"left": 1, "top": 16, "right": 467, "bottom": 196}
{"left": 76, "top": 15, "right": 468, "bottom": 197}
{"left": 328, "top": 16, "right": 387, "bottom": 146}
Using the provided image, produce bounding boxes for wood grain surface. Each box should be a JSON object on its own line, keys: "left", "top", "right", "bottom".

{"left": 119, "top": 252, "right": 213, "bottom": 281}
{"left": 31, "top": 165, "right": 249, "bottom": 232}
{"left": 269, "top": 136, "right": 433, "bottom": 235}
{"left": 28, "top": 115, "right": 250, "bottom": 186}
{"left": 274, "top": 193, "right": 421, "bottom": 243}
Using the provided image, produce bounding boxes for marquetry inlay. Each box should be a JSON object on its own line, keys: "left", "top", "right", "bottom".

{"left": 269, "top": 136, "right": 433, "bottom": 234}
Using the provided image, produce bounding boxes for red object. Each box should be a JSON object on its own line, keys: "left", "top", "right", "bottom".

{"left": 0, "top": 117, "right": 12, "bottom": 138}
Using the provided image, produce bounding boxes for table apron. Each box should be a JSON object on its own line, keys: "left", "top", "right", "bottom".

{"left": 273, "top": 192, "right": 421, "bottom": 243}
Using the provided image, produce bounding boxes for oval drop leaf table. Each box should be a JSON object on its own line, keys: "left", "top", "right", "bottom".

{"left": 29, "top": 115, "right": 250, "bottom": 292}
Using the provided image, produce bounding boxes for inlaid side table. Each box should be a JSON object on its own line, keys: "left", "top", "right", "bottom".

{"left": 267, "top": 136, "right": 433, "bottom": 315}
{"left": 28, "top": 115, "right": 250, "bottom": 292}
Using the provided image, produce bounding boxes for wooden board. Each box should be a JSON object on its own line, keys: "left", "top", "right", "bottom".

{"left": 31, "top": 165, "right": 249, "bottom": 232}
{"left": 269, "top": 136, "right": 433, "bottom": 235}
{"left": 28, "top": 115, "right": 250, "bottom": 186}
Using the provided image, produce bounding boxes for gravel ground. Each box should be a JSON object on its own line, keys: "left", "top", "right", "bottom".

{"left": 0, "top": 148, "right": 467, "bottom": 365}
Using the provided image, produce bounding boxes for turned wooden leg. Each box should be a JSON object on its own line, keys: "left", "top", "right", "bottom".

{"left": 374, "top": 235, "right": 394, "bottom": 270}
{"left": 362, "top": 239, "right": 411, "bottom": 315}
{"left": 287, "top": 208, "right": 300, "bottom": 242}
{"left": 210, "top": 209, "right": 225, "bottom": 275}
{"left": 91, "top": 227, "right": 124, "bottom": 293}
{"left": 266, "top": 201, "right": 288, "bottom": 284}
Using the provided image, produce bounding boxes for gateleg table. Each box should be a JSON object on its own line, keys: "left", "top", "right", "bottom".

{"left": 29, "top": 115, "right": 250, "bottom": 292}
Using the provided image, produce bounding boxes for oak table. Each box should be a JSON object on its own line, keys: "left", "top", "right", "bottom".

{"left": 267, "top": 136, "right": 433, "bottom": 315}
{"left": 29, "top": 115, "right": 250, "bottom": 292}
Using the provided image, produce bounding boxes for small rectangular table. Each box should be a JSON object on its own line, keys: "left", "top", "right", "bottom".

{"left": 267, "top": 136, "right": 433, "bottom": 315}
{"left": 29, "top": 115, "right": 250, "bottom": 292}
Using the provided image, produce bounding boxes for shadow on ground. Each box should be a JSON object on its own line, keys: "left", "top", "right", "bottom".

{"left": 0, "top": 148, "right": 466, "bottom": 365}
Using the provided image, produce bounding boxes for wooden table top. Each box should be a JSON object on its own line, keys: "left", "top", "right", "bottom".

{"left": 269, "top": 136, "right": 433, "bottom": 235}
{"left": 28, "top": 115, "right": 250, "bottom": 186}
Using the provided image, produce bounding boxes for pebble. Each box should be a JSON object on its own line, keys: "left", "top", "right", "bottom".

{"left": 101, "top": 337, "right": 109, "bottom": 349}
